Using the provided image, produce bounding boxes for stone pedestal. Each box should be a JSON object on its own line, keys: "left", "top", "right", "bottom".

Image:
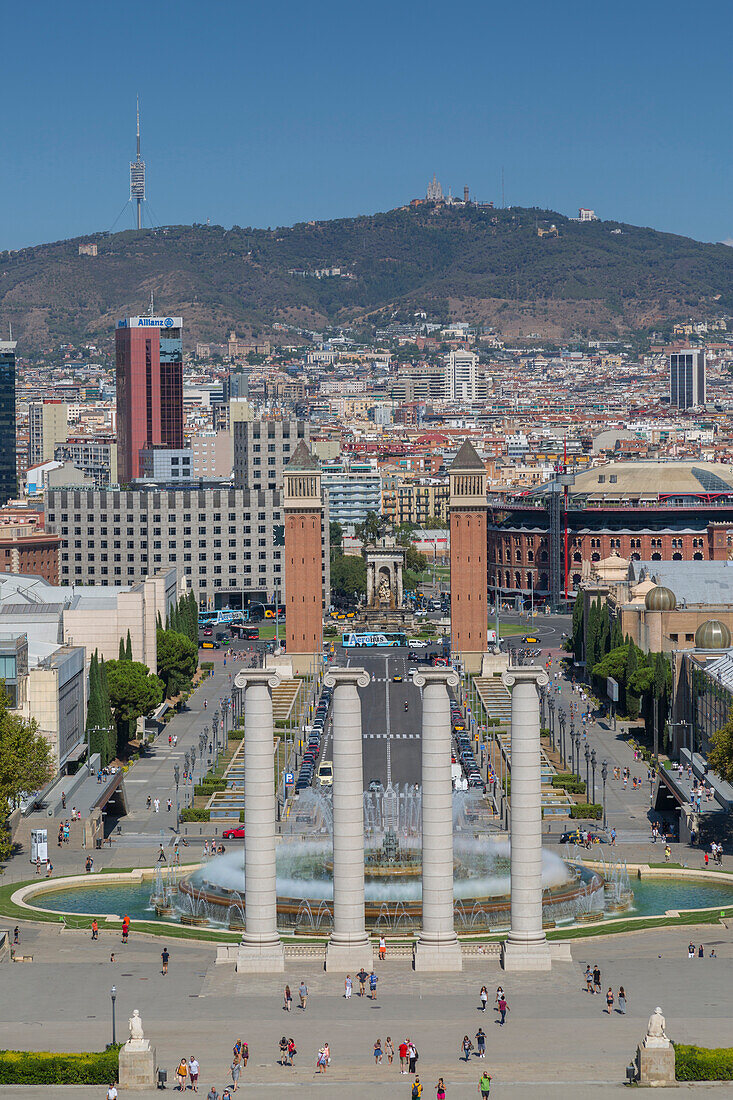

{"left": 118, "top": 1043, "right": 156, "bottom": 1090}
{"left": 413, "top": 669, "right": 463, "bottom": 972}
{"left": 324, "top": 668, "right": 374, "bottom": 973}
{"left": 234, "top": 670, "right": 285, "bottom": 973}
{"left": 638, "top": 1045, "right": 675, "bottom": 1087}
{"left": 501, "top": 666, "right": 552, "bottom": 972}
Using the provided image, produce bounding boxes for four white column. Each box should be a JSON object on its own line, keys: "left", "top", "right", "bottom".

{"left": 413, "top": 669, "right": 463, "bottom": 971}
{"left": 234, "top": 669, "right": 285, "bottom": 972}
{"left": 501, "top": 666, "right": 552, "bottom": 971}
{"left": 324, "top": 667, "right": 374, "bottom": 972}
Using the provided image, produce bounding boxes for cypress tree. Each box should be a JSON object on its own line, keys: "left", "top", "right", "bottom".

{"left": 188, "top": 591, "right": 199, "bottom": 640}
{"left": 119, "top": 637, "right": 126, "bottom": 661}
{"left": 99, "top": 657, "right": 116, "bottom": 762}
{"left": 611, "top": 616, "right": 623, "bottom": 651}
{"left": 125, "top": 630, "right": 133, "bottom": 661}
{"left": 599, "top": 604, "right": 611, "bottom": 659}
{"left": 86, "top": 652, "right": 104, "bottom": 759}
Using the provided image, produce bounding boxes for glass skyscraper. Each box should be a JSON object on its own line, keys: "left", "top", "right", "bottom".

{"left": 115, "top": 317, "right": 183, "bottom": 483}
{"left": 0, "top": 340, "right": 17, "bottom": 505}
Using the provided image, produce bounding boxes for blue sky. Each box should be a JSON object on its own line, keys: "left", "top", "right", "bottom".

{"left": 3, "top": 0, "right": 731, "bottom": 250}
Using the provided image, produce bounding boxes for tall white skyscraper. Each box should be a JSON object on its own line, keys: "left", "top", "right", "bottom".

{"left": 444, "top": 350, "right": 481, "bottom": 403}
{"left": 670, "top": 349, "right": 706, "bottom": 409}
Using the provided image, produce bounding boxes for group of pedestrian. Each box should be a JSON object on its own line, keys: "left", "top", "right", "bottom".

{"left": 477, "top": 985, "right": 509, "bottom": 1024}
{"left": 58, "top": 818, "right": 78, "bottom": 845}
{"left": 175, "top": 1056, "right": 199, "bottom": 1091}
{"left": 705, "top": 842, "right": 723, "bottom": 866}
{"left": 584, "top": 964, "right": 626, "bottom": 1013}
{"left": 281, "top": 981, "right": 308, "bottom": 1009}
{"left": 343, "top": 969, "right": 379, "bottom": 998}
{"left": 398, "top": 1038, "right": 419, "bottom": 1074}
{"left": 278, "top": 1036, "right": 297, "bottom": 1066}
{"left": 688, "top": 941, "right": 716, "bottom": 959}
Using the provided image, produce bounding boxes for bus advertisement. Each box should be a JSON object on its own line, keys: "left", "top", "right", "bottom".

{"left": 341, "top": 632, "right": 407, "bottom": 648}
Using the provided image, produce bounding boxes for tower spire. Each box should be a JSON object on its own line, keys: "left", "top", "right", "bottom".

{"left": 136, "top": 95, "right": 140, "bottom": 160}
{"left": 130, "top": 96, "right": 146, "bottom": 230}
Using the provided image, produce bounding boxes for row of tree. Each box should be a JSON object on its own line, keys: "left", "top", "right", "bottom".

{"left": 166, "top": 591, "right": 199, "bottom": 646}
{"left": 574, "top": 594, "right": 673, "bottom": 752}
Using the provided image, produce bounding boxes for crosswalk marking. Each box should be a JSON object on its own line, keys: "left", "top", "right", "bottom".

{"left": 363, "top": 733, "right": 420, "bottom": 740}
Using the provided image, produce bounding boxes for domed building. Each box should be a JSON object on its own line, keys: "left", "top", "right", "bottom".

{"left": 694, "top": 620, "right": 732, "bottom": 650}
{"left": 644, "top": 586, "right": 677, "bottom": 612}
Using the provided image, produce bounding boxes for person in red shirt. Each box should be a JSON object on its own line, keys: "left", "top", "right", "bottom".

{"left": 399, "top": 1040, "right": 409, "bottom": 1074}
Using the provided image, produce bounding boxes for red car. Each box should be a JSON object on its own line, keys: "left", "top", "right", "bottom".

{"left": 222, "top": 826, "right": 245, "bottom": 839}
{"left": 203, "top": 627, "right": 213, "bottom": 636}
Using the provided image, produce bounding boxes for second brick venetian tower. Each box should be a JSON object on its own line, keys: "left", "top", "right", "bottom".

{"left": 284, "top": 440, "right": 324, "bottom": 676}
{"left": 449, "top": 440, "right": 488, "bottom": 673}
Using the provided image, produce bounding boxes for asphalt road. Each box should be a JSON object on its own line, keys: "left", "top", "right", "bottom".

{"left": 332, "top": 647, "right": 427, "bottom": 790}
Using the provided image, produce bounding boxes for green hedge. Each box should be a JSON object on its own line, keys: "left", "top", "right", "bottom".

{"left": 181, "top": 807, "right": 211, "bottom": 822}
{"left": 569, "top": 803, "right": 602, "bottom": 820}
{"left": 194, "top": 781, "right": 227, "bottom": 796}
{"left": 0, "top": 1048, "right": 120, "bottom": 1084}
{"left": 552, "top": 775, "right": 587, "bottom": 794}
{"left": 675, "top": 1044, "right": 733, "bottom": 1081}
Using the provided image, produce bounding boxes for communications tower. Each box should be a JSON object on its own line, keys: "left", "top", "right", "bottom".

{"left": 130, "top": 97, "right": 146, "bottom": 230}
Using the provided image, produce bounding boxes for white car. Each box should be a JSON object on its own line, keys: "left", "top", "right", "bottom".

{"left": 409, "top": 638, "right": 430, "bottom": 647}
{"left": 408, "top": 667, "right": 418, "bottom": 676}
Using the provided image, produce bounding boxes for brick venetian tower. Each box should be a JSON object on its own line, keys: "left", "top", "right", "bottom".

{"left": 449, "top": 440, "right": 488, "bottom": 672}
{"left": 284, "top": 440, "right": 323, "bottom": 675}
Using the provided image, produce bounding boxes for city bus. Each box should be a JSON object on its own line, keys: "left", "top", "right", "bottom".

{"left": 341, "top": 632, "right": 407, "bottom": 648}
{"left": 198, "top": 609, "right": 247, "bottom": 627}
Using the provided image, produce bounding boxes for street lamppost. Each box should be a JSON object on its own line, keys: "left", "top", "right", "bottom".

{"left": 173, "top": 764, "right": 180, "bottom": 831}
{"left": 548, "top": 697, "right": 555, "bottom": 751}
{"left": 212, "top": 717, "right": 219, "bottom": 767}
{"left": 601, "top": 759, "right": 608, "bottom": 831}
{"left": 584, "top": 743, "right": 590, "bottom": 793}
{"left": 190, "top": 745, "right": 197, "bottom": 787}
{"left": 110, "top": 985, "right": 117, "bottom": 1046}
{"left": 540, "top": 687, "right": 546, "bottom": 728}
{"left": 573, "top": 729, "right": 581, "bottom": 782}
{"left": 590, "top": 748, "right": 597, "bottom": 805}
{"left": 184, "top": 750, "right": 191, "bottom": 801}
{"left": 558, "top": 712, "right": 566, "bottom": 769}
{"left": 569, "top": 720, "right": 576, "bottom": 774}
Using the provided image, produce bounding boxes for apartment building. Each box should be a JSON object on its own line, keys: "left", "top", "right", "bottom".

{"left": 381, "top": 476, "right": 449, "bottom": 527}
{"left": 233, "top": 419, "right": 310, "bottom": 490}
{"left": 54, "top": 436, "right": 118, "bottom": 487}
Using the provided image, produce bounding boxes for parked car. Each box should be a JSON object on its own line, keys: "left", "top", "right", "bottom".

{"left": 222, "top": 826, "right": 245, "bottom": 839}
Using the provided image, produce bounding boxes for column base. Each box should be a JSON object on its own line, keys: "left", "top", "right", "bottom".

{"left": 236, "top": 936, "right": 285, "bottom": 973}
{"left": 413, "top": 937, "right": 463, "bottom": 972}
{"left": 501, "top": 937, "right": 552, "bottom": 971}
{"left": 325, "top": 937, "right": 374, "bottom": 973}
{"left": 119, "top": 1044, "right": 156, "bottom": 1090}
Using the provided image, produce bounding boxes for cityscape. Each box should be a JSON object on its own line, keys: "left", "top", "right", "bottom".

{"left": 1, "top": 3, "right": 733, "bottom": 1097}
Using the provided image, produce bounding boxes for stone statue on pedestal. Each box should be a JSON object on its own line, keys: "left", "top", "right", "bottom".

{"left": 643, "top": 1006, "right": 670, "bottom": 1048}
{"left": 125, "top": 1010, "right": 150, "bottom": 1052}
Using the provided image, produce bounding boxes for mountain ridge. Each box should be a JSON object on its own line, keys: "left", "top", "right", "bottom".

{"left": 2, "top": 204, "right": 732, "bottom": 351}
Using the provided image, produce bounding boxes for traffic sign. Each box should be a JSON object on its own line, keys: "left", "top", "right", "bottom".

{"left": 285, "top": 772, "right": 294, "bottom": 785}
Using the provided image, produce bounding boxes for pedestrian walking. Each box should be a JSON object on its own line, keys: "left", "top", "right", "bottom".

{"left": 593, "top": 965, "right": 601, "bottom": 993}
{"left": 605, "top": 987, "right": 614, "bottom": 1014}
{"left": 475, "top": 1028, "right": 486, "bottom": 1058}
{"left": 379, "top": 934, "right": 386, "bottom": 961}
{"left": 408, "top": 1040, "right": 419, "bottom": 1074}
{"left": 698, "top": 944, "right": 704, "bottom": 959}
{"left": 299, "top": 979, "right": 308, "bottom": 1010}
{"left": 176, "top": 1058, "right": 188, "bottom": 1090}
{"left": 497, "top": 994, "right": 509, "bottom": 1025}
{"left": 618, "top": 986, "right": 627, "bottom": 1014}
{"left": 157, "top": 845, "right": 167, "bottom": 863}
{"left": 161, "top": 947, "right": 170, "bottom": 975}
{"left": 357, "top": 967, "right": 368, "bottom": 996}
{"left": 315, "top": 1042, "right": 329, "bottom": 1074}
{"left": 494, "top": 985, "right": 503, "bottom": 1007}
{"left": 688, "top": 941, "right": 695, "bottom": 959}
{"left": 385, "top": 1037, "right": 394, "bottom": 1065}
{"left": 283, "top": 984, "right": 292, "bottom": 1011}
{"left": 287, "top": 1038, "right": 297, "bottom": 1066}
{"left": 106, "top": 1084, "right": 118, "bottom": 1100}
{"left": 344, "top": 974, "right": 352, "bottom": 1000}
{"left": 369, "top": 969, "right": 379, "bottom": 1000}
{"left": 585, "top": 965, "right": 594, "bottom": 993}
{"left": 230, "top": 1057, "right": 241, "bottom": 1091}
{"left": 664, "top": 845, "right": 671, "bottom": 863}
{"left": 46, "top": 861, "right": 53, "bottom": 877}
{"left": 411, "top": 1077, "right": 422, "bottom": 1098}
{"left": 479, "top": 1071, "right": 492, "bottom": 1098}
{"left": 436, "top": 1077, "right": 446, "bottom": 1099}
{"left": 13, "top": 927, "right": 19, "bottom": 945}
{"left": 122, "top": 915, "right": 130, "bottom": 943}
{"left": 91, "top": 918, "right": 99, "bottom": 940}
{"left": 480, "top": 985, "right": 488, "bottom": 1011}
{"left": 374, "top": 1038, "right": 383, "bottom": 1064}
{"left": 279, "top": 1037, "right": 289, "bottom": 1066}
{"left": 154, "top": 798, "right": 160, "bottom": 813}
{"left": 188, "top": 1057, "right": 199, "bottom": 1091}
{"left": 167, "top": 798, "right": 172, "bottom": 812}
{"left": 207, "top": 1088, "right": 218, "bottom": 1100}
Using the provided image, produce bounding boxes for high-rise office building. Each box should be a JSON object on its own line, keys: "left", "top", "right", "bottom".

{"left": 670, "top": 348, "right": 706, "bottom": 410}
{"left": 116, "top": 316, "right": 184, "bottom": 483}
{"left": 233, "top": 419, "right": 309, "bottom": 490}
{"left": 0, "top": 340, "right": 17, "bottom": 505}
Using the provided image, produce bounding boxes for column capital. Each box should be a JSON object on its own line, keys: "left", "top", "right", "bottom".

{"left": 324, "top": 667, "right": 370, "bottom": 689}
{"left": 234, "top": 669, "right": 282, "bottom": 691}
{"left": 502, "top": 667, "right": 549, "bottom": 690}
{"left": 412, "top": 668, "right": 459, "bottom": 690}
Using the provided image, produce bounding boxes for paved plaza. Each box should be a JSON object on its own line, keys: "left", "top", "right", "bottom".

{"left": 1, "top": 922, "right": 732, "bottom": 1096}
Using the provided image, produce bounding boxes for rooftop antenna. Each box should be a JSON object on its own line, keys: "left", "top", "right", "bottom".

{"left": 8, "top": 322, "right": 12, "bottom": 341}
{"left": 149, "top": 290, "right": 155, "bottom": 317}
{"left": 130, "top": 96, "right": 146, "bottom": 230}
